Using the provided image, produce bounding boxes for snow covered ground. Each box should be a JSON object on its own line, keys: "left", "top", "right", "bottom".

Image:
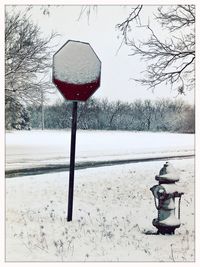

{"left": 6, "top": 130, "right": 194, "bottom": 171}
{"left": 6, "top": 158, "right": 194, "bottom": 262}
{"left": 5, "top": 130, "right": 195, "bottom": 261}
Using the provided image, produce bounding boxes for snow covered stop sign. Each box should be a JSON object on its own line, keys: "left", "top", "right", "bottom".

{"left": 53, "top": 40, "right": 101, "bottom": 101}
{"left": 52, "top": 40, "right": 101, "bottom": 221}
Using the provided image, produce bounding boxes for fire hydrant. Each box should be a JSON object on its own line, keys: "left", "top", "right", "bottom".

{"left": 150, "top": 162, "right": 184, "bottom": 234}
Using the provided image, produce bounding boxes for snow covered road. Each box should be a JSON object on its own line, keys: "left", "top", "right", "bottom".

{"left": 6, "top": 130, "right": 194, "bottom": 173}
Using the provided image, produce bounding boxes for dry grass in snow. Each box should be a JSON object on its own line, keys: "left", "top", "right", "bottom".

{"left": 6, "top": 159, "right": 195, "bottom": 262}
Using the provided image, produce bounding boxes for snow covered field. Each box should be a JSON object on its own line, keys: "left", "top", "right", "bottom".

{"left": 6, "top": 158, "right": 194, "bottom": 262}
{"left": 5, "top": 130, "right": 195, "bottom": 261}
{"left": 6, "top": 130, "right": 194, "bottom": 171}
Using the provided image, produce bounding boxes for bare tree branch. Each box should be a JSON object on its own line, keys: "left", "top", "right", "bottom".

{"left": 77, "top": 5, "right": 98, "bottom": 24}
{"left": 116, "top": 5, "right": 143, "bottom": 44}
{"left": 117, "top": 5, "right": 195, "bottom": 94}
{"left": 156, "top": 5, "right": 195, "bottom": 31}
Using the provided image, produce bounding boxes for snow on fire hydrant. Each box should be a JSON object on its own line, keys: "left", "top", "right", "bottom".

{"left": 150, "top": 162, "right": 184, "bottom": 235}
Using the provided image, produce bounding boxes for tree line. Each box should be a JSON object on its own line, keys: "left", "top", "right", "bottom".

{"left": 27, "top": 98, "right": 195, "bottom": 133}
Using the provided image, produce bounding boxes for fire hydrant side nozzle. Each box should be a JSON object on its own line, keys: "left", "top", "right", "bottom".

{"left": 150, "top": 162, "right": 184, "bottom": 235}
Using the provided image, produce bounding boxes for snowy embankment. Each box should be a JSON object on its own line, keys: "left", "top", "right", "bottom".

{"left": 6, "top": 130, "right": 194, "bottom": 172}
{"left": 6, "top": 158, "right": 194, "bottom": 261}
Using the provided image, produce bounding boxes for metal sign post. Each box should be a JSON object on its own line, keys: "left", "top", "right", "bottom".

{"left": 67, "top": 101, "right": 78, "bottom": 221}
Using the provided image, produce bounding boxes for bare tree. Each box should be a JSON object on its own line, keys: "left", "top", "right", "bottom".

{"left": 108, "top": 101, "right": 127, "bottom": 129}
{"left": 76, "top": 5, "right": 195, "bottom": 94}
{"left": 5, "top": 10, "right": 58, "bottom": 129}
{"left": 5, "top": 11, "right": 57, "bottom": 104}
{"left": 117, "top": 5, "right": 195, "bottom": 94}
{"left": 143, "top": 100, "right": 155, "bottom": 131}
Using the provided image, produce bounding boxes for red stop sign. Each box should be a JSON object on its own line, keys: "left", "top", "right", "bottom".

{"left": 53, "top": 40, "right": 101, "bottom": 101}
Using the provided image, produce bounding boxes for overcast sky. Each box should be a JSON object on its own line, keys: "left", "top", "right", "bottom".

{"left": 6, "top": 5, "right": 195, "bottom": 104}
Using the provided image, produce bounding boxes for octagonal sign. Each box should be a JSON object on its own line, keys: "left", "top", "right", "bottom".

{"left": 53, "top": 40, "right": 101, "bottom": 101}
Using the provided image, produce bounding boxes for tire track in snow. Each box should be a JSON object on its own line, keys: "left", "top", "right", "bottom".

{"left": 5, "top": 154, "right": 194, "bottom": 178}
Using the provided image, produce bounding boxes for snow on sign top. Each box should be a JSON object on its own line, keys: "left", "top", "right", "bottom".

{"left": 53, "top": 40, "right": 101, "bottom": 101}
{"left": 53, "top": 40, "right": 101, "bottom": 84}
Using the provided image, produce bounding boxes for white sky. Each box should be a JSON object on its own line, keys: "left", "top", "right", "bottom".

{"left": 6, "top": 5, "right": 195, "bottom": 104}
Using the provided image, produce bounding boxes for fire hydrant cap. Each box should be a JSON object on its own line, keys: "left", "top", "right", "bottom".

{"left": 155, "top": 162, "right": 180, "bottom": 183}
